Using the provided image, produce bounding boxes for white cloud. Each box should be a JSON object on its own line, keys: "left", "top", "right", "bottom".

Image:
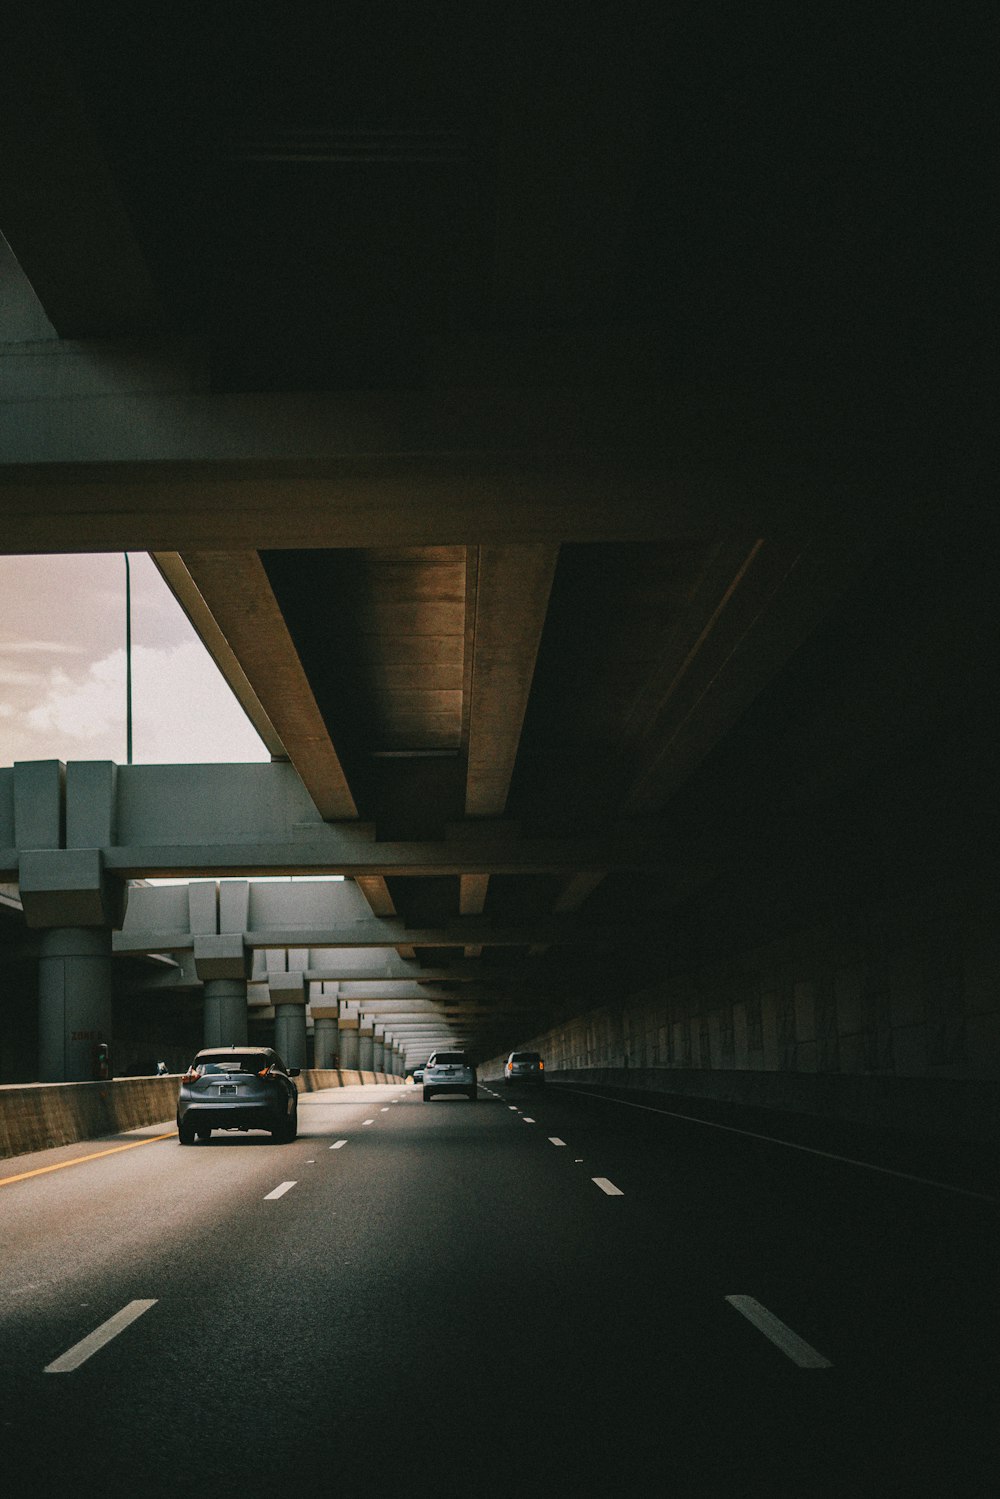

{"left": 13, "top": 641, "right": 269, "bottom": 764}
{"left": 0, "top": 640, "right": 89, "bottom": 654}
{"left": 0, "top": 665, "right": 47, "bottom": 688}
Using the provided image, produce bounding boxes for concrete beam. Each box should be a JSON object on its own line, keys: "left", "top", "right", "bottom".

{"left": 172, "top": 551, "right": 359, "bottom": 820}
{"left": 0, "top": 342, "right": 864, "bottom": 551}
{"left": 462, "top": 545, "right": 559, "bottom": 817}
{"left": 114, "top": 918, "right": 587, "bottom": 952}
{"left": 160, "top": 552, "right": 405, "bottom": 944}
{"left": 0, "top": 760, "right": 656, "bottom": 880}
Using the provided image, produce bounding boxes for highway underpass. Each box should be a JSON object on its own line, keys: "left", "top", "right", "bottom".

{"left": 0, "top": 1081, "right": 995, "bottom": 1496}
{"left": 1, "top": 5, "right": 997, "bottom": 1494}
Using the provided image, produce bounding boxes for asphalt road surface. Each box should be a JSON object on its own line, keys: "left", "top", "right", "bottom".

{"left": 0, "top": 1081, "right": 995, "bottom": 1497}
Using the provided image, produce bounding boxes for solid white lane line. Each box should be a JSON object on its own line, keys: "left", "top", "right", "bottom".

{"left": 45, "top": 1300, "right": 157, "bottom": 1374}
{"left": 330, "top": 1140, "right": 347, "bottom": 1149}
{"left": 725, "top": 1296, "right": 832, "bottom": 1368}
{"left": 548, "top": 1137, "right": 566, "bottom": 1146}
{"left": 264, "top": 1181, "right": 297, "bottom": 1200}
{"left": 592, "top": 1177, "right": 624, "bottom": 1196}
{"left": 555, "top": 1084, "right": 997, "bottom": 1202}
{"left": 523, "top": 1117, "right": 535, "bottom": 1124}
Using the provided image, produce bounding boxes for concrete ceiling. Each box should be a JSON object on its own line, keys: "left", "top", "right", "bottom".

{"left": 1, "top": 3, "right": 992, "bottom": 1060}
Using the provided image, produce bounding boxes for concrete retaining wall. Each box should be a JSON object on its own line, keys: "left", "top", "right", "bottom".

{"left": 0, "top": 1070, "right": 402, "bottom": 1159}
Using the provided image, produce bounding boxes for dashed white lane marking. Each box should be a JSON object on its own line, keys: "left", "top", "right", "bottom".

{"left": 549, "top": 1137, "right": 566, "bottom": 1146}
{"left": 305, "top": 1159, "right": 316, "bottom": 1164}
{"left": 362, "top": 1119, "right": 374, "bottom": 1126}
{"left": 523, "top": 1117, "right": 535, "bottom": 1124}
{"left": 592, "top": 1177, "right": 624, "bottom": 1196}
{"left": 264, "top": 1181, "right": 297, "bottom": 1200}
{"left": 381, "top": 1107, "right": 390, "bottom": 1112}
{"left": 725, "top": 1296, "right": 832, "bottom": 1368}
{"left": 508, "top": 1106, "right": 518, "bottom": 1111}
{"left": 330, "top": 1140, "right": 347, "bottom": 1149}
{"left": 45, "top": 1299, "right": 157, "bottom": 1373}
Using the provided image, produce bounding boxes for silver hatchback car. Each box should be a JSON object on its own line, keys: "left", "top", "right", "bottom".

{"left": 423, "top": 1050, "right": 477, "bottom": 1101}
{"left": 177, "top": 1046, "right": 300, "bottom": 1143}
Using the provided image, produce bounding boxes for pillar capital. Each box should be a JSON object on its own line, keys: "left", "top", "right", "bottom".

{"left": 268, "top": 970, "right": 307, "bottom": 1006}
{"left": 194, "top": 933, "right": 251, "bottom": 982}
{"left": 18, "top": 847, "right": 124, "bottom": 928}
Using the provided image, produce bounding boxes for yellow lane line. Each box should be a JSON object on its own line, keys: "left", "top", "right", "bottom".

{"left": 0, "top": 1132, "right": 176, "bottom": 1188}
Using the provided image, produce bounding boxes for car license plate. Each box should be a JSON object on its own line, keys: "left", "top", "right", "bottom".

{"left": 218, "top": 1083, "right": 237, "bottom": 1094}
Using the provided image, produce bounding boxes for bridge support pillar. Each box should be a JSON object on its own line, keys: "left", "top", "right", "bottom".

{"left": 358, "top": 1020, "right": 375, "bottom": 1072}
{"left": 38, "top": 927, "right": 113, "bottom": 1082}
{"left": 274, "top": 1004, "right": 308, "bottom": 1070}
{"left": 268, "top": 969, "right": 307, "bottom": 1069}
{"left": 313, "top": 1013, "right": 338, "bottom": 1069}
{"left": 338, "top": 1012, "right": 360, "bottom": 1069}
{"left": 203, "top": 979, "right": 248, "bottom": 1047}
{"left": 372, "top": 1029, "right": 385, "bottom": 1073}
{"left": 194, "top": 936, "right": 251, "bottom": 1048}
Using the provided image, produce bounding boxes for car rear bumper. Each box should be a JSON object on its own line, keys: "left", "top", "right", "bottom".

{"left": 177, "top": 1101, "right": 286, "bottom": 1131}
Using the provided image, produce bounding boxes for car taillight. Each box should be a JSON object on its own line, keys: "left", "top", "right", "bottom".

{"left": 538, "top": 1061, "right": 544, "bottom": 1069}
{"left": 182, "top": 1068, "right": 199, "bottom": 1082}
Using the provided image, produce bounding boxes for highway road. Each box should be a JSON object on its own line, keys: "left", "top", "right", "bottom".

{"left": 0, "top": 1081, "right": 995, "bottom": 1497}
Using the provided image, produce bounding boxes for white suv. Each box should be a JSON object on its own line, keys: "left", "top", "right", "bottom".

{"left": 423, "top": 1051, "right": 477, "bottom": 1101}
{"left": 504, "top": 1051, "right": 545, "bottom": 1088}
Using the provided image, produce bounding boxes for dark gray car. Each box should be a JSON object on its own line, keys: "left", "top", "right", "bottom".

{"left": 177, "top": 1046, "right": 300, "bottom": 1143}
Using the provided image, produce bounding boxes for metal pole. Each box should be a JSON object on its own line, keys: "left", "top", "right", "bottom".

{"left": 125, "top": 552, "right": 133, "bottom": 765}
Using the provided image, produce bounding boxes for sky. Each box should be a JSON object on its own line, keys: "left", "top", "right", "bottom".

{"left": 0, "top": 552, "right": 271, "bottom": 768}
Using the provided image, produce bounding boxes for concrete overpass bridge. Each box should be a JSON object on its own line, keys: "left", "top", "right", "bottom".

{"left": 1, "top": 4, "right": 996, "bottom": 1145}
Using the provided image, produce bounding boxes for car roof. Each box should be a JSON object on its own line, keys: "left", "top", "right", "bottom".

{"left": 194, "top": 1046, "right": 277, "bottom": 1057}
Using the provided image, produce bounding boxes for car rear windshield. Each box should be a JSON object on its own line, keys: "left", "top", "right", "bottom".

{"left": 196, "top": 1053, "right": 276, "bottom": 1074}
{"left": 431, "top": 1053, "right": 468, "bottom": 1065}
{"left": 511, "top": 1052, "right": 541, "bottom": 1063}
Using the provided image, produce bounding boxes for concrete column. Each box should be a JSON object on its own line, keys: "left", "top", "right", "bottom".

{"left": 274, "top": 1004, "right": 308, "bottom": 1069}
{"left": 338, "top": 1013, "right": 360, "bottom": 1069}
{"left": 313, "top": 1014, "right": 338, "bottom": 1069}
{"left": 38, "top": 927, "right": 114, "bottom": 1082}
{"left": 358, "top": 1019, "right": 375, "bottom": 1072}
{"left": 372, "top": 1029, "right": 386, "bottom": 1073}
{"left": 195, "top": 935, "right": 251, "bottom": 1049}
{"left": 203, "top": 979, "right": 248, "bottom": 1047}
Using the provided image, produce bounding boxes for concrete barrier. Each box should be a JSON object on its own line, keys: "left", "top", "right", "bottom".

{"left": 0, "top": 1076, "right": 180, "bottom": 1158}
{"left": 296, "top": 1068, "right": 401, "bottom": 1091}
{"left": 1, "top": 1069, "right": 403, "bottom": 1158}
